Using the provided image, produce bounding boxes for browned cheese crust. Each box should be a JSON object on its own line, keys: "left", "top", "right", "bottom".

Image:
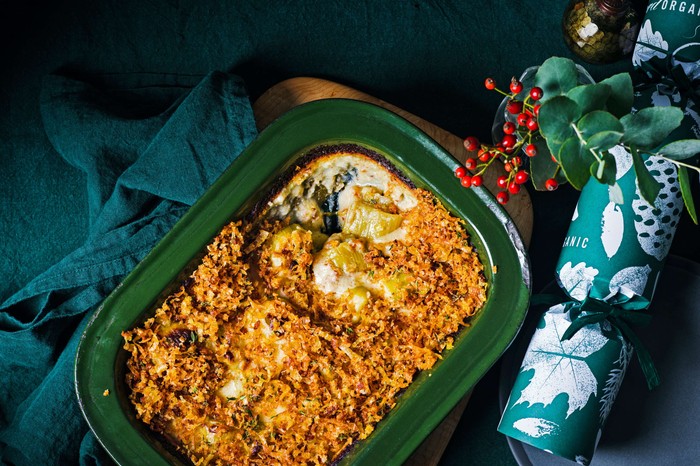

{"left": 122, "top": 148, "right": 488, "bottom": 465}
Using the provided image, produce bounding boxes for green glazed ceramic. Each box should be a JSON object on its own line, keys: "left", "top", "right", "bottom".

{"left": 75, "top": 99, "right": 531, "bottom": 466}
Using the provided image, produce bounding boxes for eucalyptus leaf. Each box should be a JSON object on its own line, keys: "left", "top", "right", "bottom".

{"left": 630, "top": 146, "right": 662, "bottom": 206}
{"left": 585, "top": 131, "right": 623, "bottom": 151}
{"left": 566, "top": 83, "right": 611, "bottom": 115}
{"left": 577, "top": 110, "right": 623, "bottom": 152}
{"left": 558, "top": 136, "right": 594, "bottom": 190}
{"left": 578, "top": 110, "right": 623, "bottom": 139}
{"left": 528, "top": 137, "right": 567, "bottom": 190}
{"left": 545, "top": 140, "right": 564, "bottom": 163}
{"left": 538, "top": 96, "right": 581, "bottom": 156}
{"left": 534, "top": 57, "right": 579, "bottom": 101}
{"left": 657, "top": 139, "right": 700, "bottom": 161}
{"left": 590, "top": 150, "right": 617, "bottom": 185}
{"left": 678, "top": 166, "right": 698, "bottom": 224}
{"left": 598, "top": 73, "right": 633, "bottom": 118}
{"left": 620, "top": 107, "right": 684, "bottom": 150}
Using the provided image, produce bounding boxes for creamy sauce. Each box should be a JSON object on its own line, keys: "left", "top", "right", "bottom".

{"left": 266, "top": 153, "right": 418, "bottom": 300}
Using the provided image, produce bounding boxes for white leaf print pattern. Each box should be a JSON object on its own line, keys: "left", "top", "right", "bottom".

{"left": 601, "top": 202, "right": 624, "bottom": 259}
{"left": 610, "top": 145, "right": 633, "bottom": 180}
{"left": 513, "top": 418, "right": 560, "bottom": 438}
{"left": 558, "top": 262, "right": 599, "bottom": 301}
{"left": 685, "top": 99, "right": 700, "bottom": 139}
{"left": 632, "top": 156, "right": 682, "bottom": 261}
{"left": 633, "top": 19, "right": 668, "bottom": 69}
{"left": 609, "top": 264, "right": 651, "bottom": 297}
{"left": 515, "top": 308, "right": 608, "bottom": 418}
{"left": 600, "top": 340, "right": 632, "bottom": 424}
{"left": 673, "top": 42, "right": 700, "bottom": 82}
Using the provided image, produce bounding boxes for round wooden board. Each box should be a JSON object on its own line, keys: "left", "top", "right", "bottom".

{"left": 252, "top": 77, "right": 534, "bottom": 465}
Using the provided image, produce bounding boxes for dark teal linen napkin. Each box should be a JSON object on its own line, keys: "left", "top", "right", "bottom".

{"left": 0, "top": 71, "right": 258, "bottom": 465}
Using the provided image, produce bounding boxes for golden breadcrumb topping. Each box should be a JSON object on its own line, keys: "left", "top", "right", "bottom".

{"left": 122, "top": 152, "right": 487, "bottom": 466}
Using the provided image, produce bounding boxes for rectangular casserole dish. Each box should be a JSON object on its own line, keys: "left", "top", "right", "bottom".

{"left": 75, "top": 98, "right": 531, "bottom": 465}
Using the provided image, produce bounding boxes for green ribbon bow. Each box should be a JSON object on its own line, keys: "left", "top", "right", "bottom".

{"left": 531, "top": 293, "right": 660, "bottom": 390}
{"left": 562, "top": 295, "right": 659, "bottom": 390}
{"left": 634, "top": 40, "right": 700, "bottom": 110}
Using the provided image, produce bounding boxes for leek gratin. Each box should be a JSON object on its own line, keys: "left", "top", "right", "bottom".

{"left": 122, "top": 144, "right": 488, "bottom": 465}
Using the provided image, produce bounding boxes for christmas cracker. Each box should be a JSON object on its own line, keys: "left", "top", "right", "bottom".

{"left": 498, "top": 3, "right": 699, "bottom": 464}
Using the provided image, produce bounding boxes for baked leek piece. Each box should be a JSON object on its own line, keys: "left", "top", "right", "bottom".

{"left": 122, "top": 144, "right": 488, "bottom": 465}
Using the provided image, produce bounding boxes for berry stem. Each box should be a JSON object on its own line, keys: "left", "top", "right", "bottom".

{"left": 553, "top": 164, "right": 562, "bottom": 178}
{"left": 661, "top": 156, "right": 700, "bottom": 174}
{"left": 492, "top": 87, "right": 512, "bottom": 98}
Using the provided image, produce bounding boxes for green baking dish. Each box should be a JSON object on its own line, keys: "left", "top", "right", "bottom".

{"left": 75, "top": 98, "right": 531, "bottom": 465}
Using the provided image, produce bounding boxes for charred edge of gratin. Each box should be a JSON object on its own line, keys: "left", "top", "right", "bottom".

{"left": 245, "top": 143, "right": 415, "bottom": 223}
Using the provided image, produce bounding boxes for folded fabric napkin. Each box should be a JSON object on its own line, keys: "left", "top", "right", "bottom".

{"left": 0, "top": 71, "right": 258, "bottom": 465}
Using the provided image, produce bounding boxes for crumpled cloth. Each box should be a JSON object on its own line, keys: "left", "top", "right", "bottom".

{"left": 0, "top": 70, "right": 258, "bottom": 465}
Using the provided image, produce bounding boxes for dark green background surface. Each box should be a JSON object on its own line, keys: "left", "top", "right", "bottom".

{"left": 2, "top": 1, "right": 696, "bottom": 465}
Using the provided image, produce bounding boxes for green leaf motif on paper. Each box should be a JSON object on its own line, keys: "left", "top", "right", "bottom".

{"left": 514, "top": 309, "right": 608, "bottom": 418}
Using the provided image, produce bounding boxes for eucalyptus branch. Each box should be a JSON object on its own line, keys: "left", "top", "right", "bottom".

{"left": 636, "top": 148, "right": 700, "bottom": 175}
{"left": 459, "top": 56, "right": 699, "bottom": 213}
{"left": 663, "top": 157, "right": 700, "bottom": 175}
{"left": 572, "top": 123, "right": 604, "bottom": 164}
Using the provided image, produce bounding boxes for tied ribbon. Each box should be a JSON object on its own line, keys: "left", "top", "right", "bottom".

{"left": 562, "top": 295, "right": 659, "bottom": 390}
{"left": 634, "top": 40, "right": 700, "bottom": 110}
{"left": 531, "top": 293, "right": 660, "bottom": 390}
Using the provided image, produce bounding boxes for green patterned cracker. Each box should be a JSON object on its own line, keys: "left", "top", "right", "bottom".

{"left": 498, "top": 3, "right": 699, "bottom": 463}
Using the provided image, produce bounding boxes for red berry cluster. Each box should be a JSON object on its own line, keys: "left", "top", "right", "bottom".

{"left": 454, "top": 77, "right": 559, "bottom": 204}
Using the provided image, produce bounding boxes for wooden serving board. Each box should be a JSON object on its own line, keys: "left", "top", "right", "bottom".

{"left": 252, "top": 77, "right": 533, "bottom": 465}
